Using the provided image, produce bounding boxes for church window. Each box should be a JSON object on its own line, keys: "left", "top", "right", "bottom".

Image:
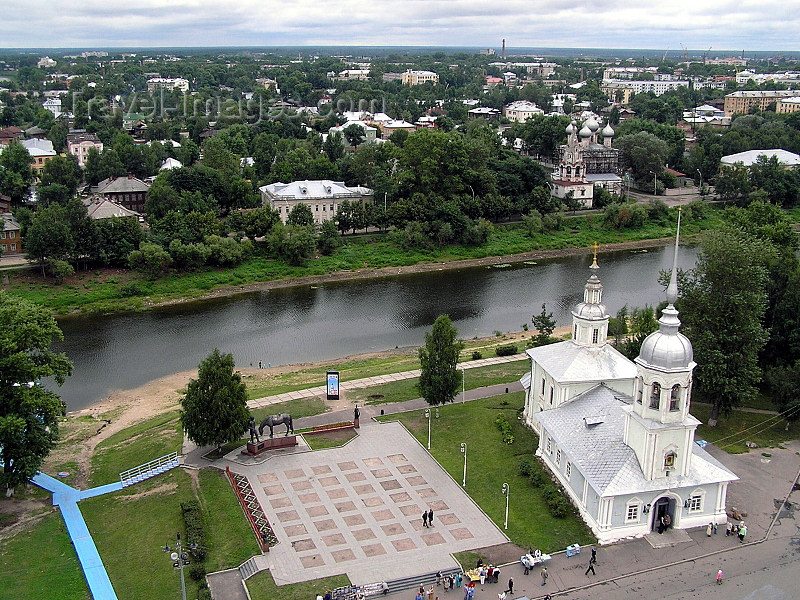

{"left": 664, "top": 451, "right": 676, "bottom": 470}
{"left": 592, "top": 329, "right": 598, "bottom": 344}
{"left": 689, "top": 494, "right": 703, "bottom": 512}
{"left": 573, "top": 324, "right": 577, "bottom": 340}
{"left": 626, "top": 503, "right": 639, "bottom": 522}
{"left": 556, "top": 449, "right": 562, "bottom": 466}
{"left": 565, "top": 461, "right": 571, "bottom": 479}
{"left": 566, "top": 166, "right": 572, "bottom": 176}
{"left": 549, "top": 386, "right": 554, "bottom": 405}
{"left": 575, "top": 166, "right": 580, "bottom": 177}
{"left": 546, "top": 436, "right": 552, "bottom": 454}
{"left": 541, "top": 378, "right": 546, "bottom": 395}
{"left": 649, "top": 382, "right": 661, "bottom": 409}
{"left": 636, "top": 378, "right": 643, "bottom": 404}
{"left": 670, "top": 385, "right": 681, "bottom": 411}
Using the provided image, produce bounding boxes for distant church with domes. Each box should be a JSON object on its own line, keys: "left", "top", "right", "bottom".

{"left": 551, "top": 117, "right": 623, "bottom": 208}
{"left": 521, "top": 217, "right": 737, "bottom": 544}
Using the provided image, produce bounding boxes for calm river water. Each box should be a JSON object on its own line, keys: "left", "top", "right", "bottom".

{"left": 53, "top": 245, "right": 699, "bottom": 411}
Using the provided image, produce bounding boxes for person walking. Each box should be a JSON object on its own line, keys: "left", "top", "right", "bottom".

{"left": 506, "top": 578, "right": 513, "bottom": 594}
{"left": 541, "top": 567, "right": 549, "bottom": 586}
{"left": 706, "top": 523, "right": 713, "bottom": 537}
{"left": 479, "top": 567, "right": 486, "bottom": 585}
{"left": 428, "top": 508, "right": 434, "bottom": 526}
{"left": 422, "top": 511, "right": 428, "bottom": 528}
{"left": 739, "top": 523, "right": 747, "bottom": 542}
{"left": 427, "top": 585, "right": 434, "bottom": 600}
{"left": 585, "top": 560, "right": 596, "bottom": 576}
{"left": 590, "top": 547, "right": 597, "bottom": 565}
{"left": 726, "top": 522, "right": 732, "bottom": 536}
{"left": 716, "top": 569, "right": 723, "bottom": 585}
{"left": 493, "top": 567, "right": 500, "bottom": 584}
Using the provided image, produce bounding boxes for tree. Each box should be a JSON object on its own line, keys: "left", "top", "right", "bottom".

{"left": 0, "top": 141, "right": 33, "bottom": 203}
{"left": 418, "top": 315, "right": 464, "bottom": 406}
{"left": 322, "top": 131, "right": 345, "bottom": 162}
{"left": 0, "top": 292, "right": 72, "bottom": 494}
{"left": 267, "top": 223, "right": 316, "bottom": 265}
{"left": 343, "top": 123, "right": 366, "bottom": 147}
{"left": 680, "top": 229, "right": 774, "bottom": 425}
{"left": 531, "top": 303, "right": 557, "bottom": 347}
{"left": 180, "top": 349, "right": 249, "bottom": 452}
{"left": 25, "top": 203, "right": 73, "bottom": 275}
{"left": 317, "top": 219, "right": 341, "bottom": 255}
{"left": 39, "top": 155, "right": 81, "bottom": 198}
{"left": 287, "top": 203, "right": 314, "bottom": 227}
{"left": 614, "top": 131, "right": 669, "bottom": 183}
{"left": 765, "top": 361, "right": 800, "bottom": 427}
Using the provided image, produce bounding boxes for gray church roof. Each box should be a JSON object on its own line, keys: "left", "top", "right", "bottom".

{"left": 526, "top": 340, "right": 637, "bottom": 384}
{"left": 535, "top": 385, "right": 737, "bottom": 498}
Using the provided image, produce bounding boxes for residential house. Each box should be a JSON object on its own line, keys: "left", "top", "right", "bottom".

{"left": 329, "top": 121, "right": 378, "bottom": 146}
{"left": 378, "top": 120, "right": 416, "bottom": 139}
{"left": 43, "top": 97, "right": 63, "bottom": 117}
{"left": 1, "top": 212, "right": 22, "bottom": 254}
{"left": 467, "top": 107, "right": 500, "bottom": 120}
{"left": 95, "top": 175, "right": 150, "bottom": 213}
{"left": 146, "top": 78, "right": 190, "bottom": 93}
{"left": 83, "top": 197, "right": 141, "bottom": 221}
{"left": 67, "top": 131, "right": 103, "bottom": 167}
{"left": 0, "top": 126, "right": 23, "bottom": 146}
{"left": 504, "top": 100, "right": 544, "bottom": 123}
{"left": 401, "top": 70, "right": 439, "bottom": 86}
{"left": 719, "top": 149, "right": 800, "bottom": 169}
{"left": 20, "top": 138, "right": 56, "bottom": 174}
{"left": 723, "top": 90, "right": 799, "bottom": 116}
{"left": 776, "top": 97, "right": 800, "bottom": 114}
{"left": 259, "top": 180, "right": 372, "bottom": 225}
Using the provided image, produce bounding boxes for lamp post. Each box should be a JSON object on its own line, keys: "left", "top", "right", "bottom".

{"left": 468, "top": 184, "right": 475, "bottom": 204}
{"left": 460, "top": 442, "right": 467, "bottom": 487}
{"left": 696, "top": 169, "right": 703, "bottom": 195}
{"left": 425, "top": 408, "right": 431, "bottom": 450}
{"left": 501, "top": 483, "right": 509, "bottom": 530}
{"left": 461, "top": 365, "right": 466, "bottom": 403}
{"left": 650, "top": 170, "right": 657, "bottom": 196}
{"left": 168, "top": 532, "right": 188, "bottom": 600}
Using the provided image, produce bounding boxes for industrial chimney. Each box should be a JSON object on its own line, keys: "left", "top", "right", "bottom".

{"left": 502, "top": 39, "right": 506, "bottom": 59}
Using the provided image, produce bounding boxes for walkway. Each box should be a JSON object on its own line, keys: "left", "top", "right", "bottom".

{"left": 247, "top": 353, "right": 527, "bottom": 410}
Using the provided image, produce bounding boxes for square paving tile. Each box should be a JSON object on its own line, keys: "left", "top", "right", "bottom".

{"left": 284, "top": 524, "right": 308, "bottom": 537}
{"left": 292, "top": 539, "right": 316, "bottom": 552}
{"left": 343, "top": 514, "right": 367, "bottom": 526}
{"left": 314, "top": 519, "right": 337, "bottom": 532}
{"left": 353, "top": 484, "right": 375, "bottom": 495}
{"left": 387, "top": 453, "right": 407, "bottom": 464}
{"left": 270, "top": 497, "right": 292, "bottom": 509}
{"left": 345, "top": 472, "right": 367, "bottom": 483}
{"left": 427, "top": 500, "right": 449, "bottom": 511}
{"left": 362, "top": 543, "right": 387, "bottom": 557}
{"left": 421, "top": 532, "right": 446, "bottom": 546}
{"left": 399, "top": 504, "right": 421, "bottom": 516}
{"left": 410, "top": 520, "right": 427, "bottom": 531}
{"left": 390, "top": 492, "right": 412, "bottom": 503}
{"left": 439, "top": 513, "right": 461, "bottom": 525}
{"left": 363, "top": 457, "right": 384, "bottom": 467}
{"left": 397, "top": 465, "right": 417, "bottom": 474}
{"left": 311, "top": 465, "right": 332, "bottom": 475}
{"left": 283, "top": 468, "right": 306, "bottom": 479}
{"left": 352, "top": 528, "right": 376, "bottom": 541}
{"left": 263, "top": 484, "right": 286, "bottom": 495}
{"left": 257, "top": 472, "right": 279, "bottom": 483}
{"left": 362, "top": 497, "right": 383, "bottom": 507}
{"left": 380, "top": 523, "right": 405, "bottom": 536}
{"left": 300, "top": 554, "right": 323, "bottom": 568}
{"left": 322, "top": 533, "right": 347, "bottom": 547}
{"left": 406, "top": 475, "right": 427, "bottom": 486}
{"left": 307, "top": 505, "right": 329, "bottom": 517}
{"left": 450, "top": 527, "right": 474, "bottom": 540}
{"left": 326, "top": 488, "right": 349, "bottom": 500}
{"left": 291, "top": 480, "right": 313, "bottom": 491}
{"left": 380, "top": 479, "right": 402, "bottom": 491}
{"left": 334, "top": 500, "right": 358, "bottom": 513}
{"left": 337, "top": 461, "right": 358, "bottom": 471}
{"left": 331, "top": 549, "right": 357, "bottom": 563}
{"left": 275, "top": 510, "right": 300, "bottom": 522}
{"left": 391, "top": 538, "right": 417, "bottom": 552}
{"left": 318, "top": 476, "right": 340, "bottom": 487}
{"left": 417, "top": 488, "right": 437, "bottom": 498}
{"left": 371, "top": 509, "right": 394, "bottom": 521}
{"left": 298, "top": 492, "right": 321, "bottom": 504}
{"left": 370, "top": 468, "right": 392, "bottom": 478}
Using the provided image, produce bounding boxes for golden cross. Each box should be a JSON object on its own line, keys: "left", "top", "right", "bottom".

{"left": 591, "top": 242, "right": 599, "bottom": 265}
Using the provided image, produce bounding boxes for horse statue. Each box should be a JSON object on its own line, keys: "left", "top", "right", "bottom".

{"left": 259, "top": 413, "right": 294, "bottom": 438}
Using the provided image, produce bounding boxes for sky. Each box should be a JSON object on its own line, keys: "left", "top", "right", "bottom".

{"left": 1, "top": 0, "right": 798, "bottom": 52}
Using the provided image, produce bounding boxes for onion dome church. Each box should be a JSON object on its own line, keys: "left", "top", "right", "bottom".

{"left": 520, "top": 215, "right": 737, "bottom": 543}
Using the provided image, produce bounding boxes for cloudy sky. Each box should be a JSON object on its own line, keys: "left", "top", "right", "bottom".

{"left": 2, "top": 0, "right": 798, "bottom": 52}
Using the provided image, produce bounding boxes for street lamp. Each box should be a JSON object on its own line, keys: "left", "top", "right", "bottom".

{"left": 650, "top": 170, "right": 658, "bottom": 196}
{"left": 424, "top": 408, "right": 431, "bottom": 450}
{"left": 460, "top": 442, "right": 467, "bottom": 487}
{"left": 501, "top": 483, "right": 509, "bottom": 530}
{"left": 468, "top": 184, "right": 475, "bottom": 204}
{"left": 461, "top": 365, "right": 466, "bottom": 403}
{"left": 167, "top": 532, "right": 188, "bottom": 600}
{"left": 696, "top": 169, "right": 703, "bottom": 195}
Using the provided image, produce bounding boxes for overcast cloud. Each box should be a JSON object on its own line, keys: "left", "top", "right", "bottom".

{"left": 1, "top": 0, "right": 797, "bottom": 51}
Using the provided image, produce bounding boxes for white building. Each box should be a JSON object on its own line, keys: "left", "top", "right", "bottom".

{"left": 720, "top": 149, "right": 800, "bottom": 168}
{"left": 329, "top": 121, "right": 378, "bottom": 146}
{"left": 522, "top": 230, "right": 737, "bottom": 544}
{"left": 402, "top": 70, "right": 439, "bottom": 86}
{"left": 260, "top": 180, "right": 372, "bottom": 225}
{"left": 67, "top": 131, "right": 104, "bottom": 168}
{"left": 504, "top": 100, "right": 544, "bottom": 123}
{"left": 37, "top": 56, "right": 57, "bottom": 69}
{"left": 337, "top": 69, "right": 370, "bottom": 81}
{"left": 42, "top": 98, "right": 62, "bottom": 118}
{"left": 146, "top": 78, "right": 190, "bottom": 93}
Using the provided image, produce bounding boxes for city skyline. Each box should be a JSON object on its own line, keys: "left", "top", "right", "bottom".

{"left": 1, "top": 0, "right": 798, "bottom": 52}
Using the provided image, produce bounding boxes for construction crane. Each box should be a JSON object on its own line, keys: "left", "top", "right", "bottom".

{"left": 680, "top": 43, "right": 688, "bottom": 61}
{"left": 662, "top": 48, "right": 670, "bottom": 63}
{"left": 703, "top": 46, "right": 712, "bottom": 64}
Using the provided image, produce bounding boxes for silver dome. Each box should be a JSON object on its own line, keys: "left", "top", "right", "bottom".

{"left": 636, "top": 306, "right": 694, "bottom": 370}
{"left": 602, "top": 124, "right": 615, "bottom": 137}
{"left": 573, "top": 301, "right": 607, "bottom": 320}
{"left": 585, "top": 117, "right": 599, "bottom": 131}
{"left": 579, "top": 125, "right": 592, "bottom": 138}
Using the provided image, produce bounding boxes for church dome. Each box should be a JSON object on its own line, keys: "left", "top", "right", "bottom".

{"left": 602, "top": 124, "right": 615, "bottom": 137}
{"left": 585, "top": 117, "right": 599, "bottom": 131}
{"left": 638, "top": 321, "right": 694, "bottom": 370}
{"left": 579, "top": 125, "right": 592, "bottom": 138}
{"left": 573, "top": 300, "right": 607, "bottom": 320}
{"left": 566, "top": 123, "right": 575, "bottom": 134}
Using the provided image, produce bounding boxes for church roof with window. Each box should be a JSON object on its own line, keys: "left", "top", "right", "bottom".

{"left": 526, "top": 340, "right": 636, "bottom": 384}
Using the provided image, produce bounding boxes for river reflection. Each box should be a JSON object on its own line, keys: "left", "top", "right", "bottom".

{"left": 53, "top": 245, "right": 698, "bottom": 411}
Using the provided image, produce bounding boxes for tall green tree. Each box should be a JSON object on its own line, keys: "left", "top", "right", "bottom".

{"left": 180, "top": 349, "right": 249, "bottom": 452}
{"left": 0, "top": 292, "right": 72, "bottom": 494}
{"left": 531, "top": 303, "right": 557, "bottom": 347}
{"left": 680, "top": 229, "right": 774, "bottom": 425}
{"left": 418, "top": 315, "right": 464, "bottom": 406}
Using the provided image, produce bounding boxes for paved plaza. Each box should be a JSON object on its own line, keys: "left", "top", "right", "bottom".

{"left": 226, "top": 421, "right": 508, "bottom": 585}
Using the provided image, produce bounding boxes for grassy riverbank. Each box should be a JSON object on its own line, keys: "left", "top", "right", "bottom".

{"left": 4, "top": 208, "right": 723, "bottom": 315}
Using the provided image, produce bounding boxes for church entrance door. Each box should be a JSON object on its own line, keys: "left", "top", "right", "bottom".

{"left": 652, "top": 496, "right": 674, "bottom": 532}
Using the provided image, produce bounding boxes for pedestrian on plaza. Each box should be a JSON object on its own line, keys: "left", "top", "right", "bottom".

{"left": 436, "top": 572, "right": 442, "bottom": 586}
{"left": 462, "top": 587, "right": 468, "bottom": 600}
{"left": 713, "top": 522, "right": 718, "bottom": 534}
{"left": 543, "top": 596, "right": 551, "bottom": 600}
{"left": 455, "top": 573, "right": 462, "bottom": 588}
{"left": 416, "top": 592, "right": 423, "bottom": 600}
{"left": 493, "top": 567, "right": 500, "bottom": 584}
{"left": 507, "top": 578, "right": 513, "bottom": 594}
{"left": 541, "top": 567, "right": 549, "bottom": 586}
{"left": 658, "top": 515, "right": 665, "bottom": 534}
{"left": 479, "top": 567, "right": 486, "bottom": 585}
{"left": 428, "top": 508, "right": 435, "bottom": 526}
{"left": 476, "top": 558, "right": 483, "bottom": 568}
{"left": 590, "top": 547, "right": 597, "bottom": 565}
{"left": 498, "top": 593, "right": 506, "bottom": 600}
{"left": 523, "top": 561, "right": 529, "bottom": 576}
{"left": 467, "top": 587, "right": 474, "bottom": 600}
{"left": 486, "top": 566, "right": 493, "bottom": 582}
{"left": 317, "top": 594, "right": 323, "bottom": 600}
{"left": 422, "top": 511, "right": 428, "bottom": 528}
{"left": 381, "top": 582, "right": 388, "bottom": 595}
{"left": 585, "top": 560, "right": 596, "bottom": 576}
{"left": 428, "top": 585, "right": 434, "bottom": 600}
{"left": 739, "top": 523, "right": 747, "bottom": 542}
{"left": 325, "top": 591, "right": 332, "bottom": 600}
{"left": 726, "top": 522, "right": 732, "bottom": 536}
{"left": 716, "top": 569, "right": 723, "bottom": 585}
{"left": 706, "top": 523, "right": 713, "bottom": 537}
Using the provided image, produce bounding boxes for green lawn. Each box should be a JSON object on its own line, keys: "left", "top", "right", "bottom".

{"left": 246, "top": 572, "right": 350, "bottom": 600}
{"left": 378, "top": 393, "right": 595, "bottom": 552}
{"left": 693, "top": 404, "right": 796, "bottom": 454}
{"left": 0, "top": 511, "right": 91, "bottom": 600}
{"left": 303, "top": 429, "right": 358, "bottom": 450}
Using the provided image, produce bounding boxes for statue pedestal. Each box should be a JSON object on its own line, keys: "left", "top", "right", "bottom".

{"left": 242, "top": 436, "right": 298, "bottom": 456}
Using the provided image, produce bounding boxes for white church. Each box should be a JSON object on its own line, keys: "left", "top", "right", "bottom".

{"left": 521, "top": 220, "right": 737, "bottom": 544}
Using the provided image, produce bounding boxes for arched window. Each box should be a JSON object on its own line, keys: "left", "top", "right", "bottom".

{"left": 575, "top": 166, "right": 580, "bottom": 177}
{"left": 649, "top": 382, "right": 661, "bottom": 409}
{"left": 664, "top": 451, "right": 676, "bottom": 470}
{"left": 592, "top": 329, "right": 598, "bottom": 344}
{"left": 670, "top": 385, "right": 681, "bottom": 411}
{"left": 636, "top": 379, "right": 643, "bottom": 404}
{"left": 566, "top": 166, "right": 572, "bottom": 176}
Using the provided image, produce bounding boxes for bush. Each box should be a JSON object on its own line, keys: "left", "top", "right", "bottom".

{"left": 495, "top": 412, "right": 514, "bottom": 445}
{"left": 522, "top": 210, "right": 543, "bottom": 237}
{"left": 541, "top": 212, "right": 564, "bottom": 232}
{"left": 495, "top": 344, "right": 518, "bottom": 357}
{"left": 471, "top": 350, "right": 483, "bottom": 360}
{"left": 128, "top": 242, "right": 172, "bottom": 278}
{"left": 646, "top": 198, "right": 670, "bottom": 224}
{"left": 169, "top": 239, "right": 211, "bottom": 271}
{"left": 198, "top": 587, "right": 212, "bottom": 600}
{"left": 119, "top": 282, "right": 145, "bottom": 297}
{"left": 603, "top": 201, "right": 647, "bottom": 229}
{"left": 189, "top": 563, "right": 207, "bottom": 581}
{"left": 518, "top": 459, "right": 533, "bottom": 477}
{"left": 180, "top": 500, "right": 208, "bottom": 560}
{"left": 47, "top": 259, "right": 74, "bottom": 284}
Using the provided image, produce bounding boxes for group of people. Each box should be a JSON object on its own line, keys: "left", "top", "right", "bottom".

{"left": 436, "top": 571, "right": 463, "bottom": 592}
{"left": 656, "top": 513, "right": 672, "bottom": 534}
{"left": 422, "top": 509, "right": 435, "bottom": 527}
{"left": 726, "top": 521, "right": 747, "bottom": 542}
{"left": 474, "top": 558, "right": 503, "bottom": 586}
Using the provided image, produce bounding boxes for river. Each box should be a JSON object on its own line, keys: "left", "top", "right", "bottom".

{"left": 53, "top": 245, "right": 699, "bottom": 411}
